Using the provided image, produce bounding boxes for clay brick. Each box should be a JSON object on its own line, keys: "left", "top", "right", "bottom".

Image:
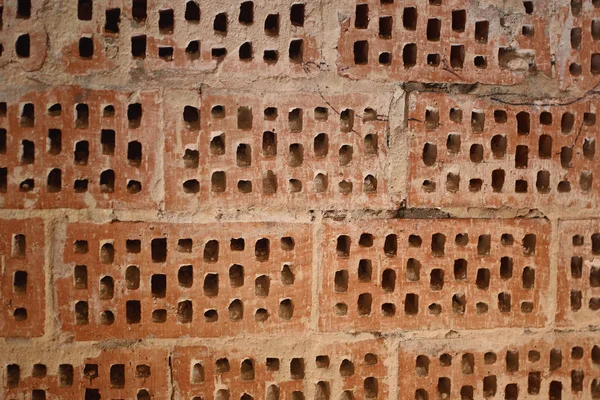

{"left": 337, "top": 0, "right": 551, "bottom": 84}
{"left": 173, "top": 339, "right": 388, "bottom": 399}
{"left": 164, "top": 90, "right": 392, "bottom": 210}
{"left": 0, "top": 1, "right": 48, "bottom": 72}
{"left": 59, "top": 1, "right": 319, "bottom": 76}
{"left": 2, "top": 348, "right": 169, "bottom": 399}
{"left": 56, "top": 221, "right": 311, "bottom": 340}
{"left": 399, "top": 334, "right": 600, "bottom": 400}
{"left": 0, "top": 87, "right": 160, "bottom": 209}
{"left": 0, "top": 218, "right": 45, "bottom": 338}
{"left": 319, "top": 218, "right": 550, "bottom": 332}
{"left": 557, "top": 219, "right": 600, "bottom": 327}
{"left": 408, "top": 92, "right": 600, "bottom": 208}
{"left": 554, "top": 0, "right": 600, "bottom": 90}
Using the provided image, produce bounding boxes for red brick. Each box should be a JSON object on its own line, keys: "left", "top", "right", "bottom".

{"left": 59, "top": 1, "right": 320, "bottom": 76}
{"left": 2, "top": 348, "right": 169, "bottom": 399}
{"left": 0, "top": 87, "right": 160, "bottom": 209}
{"left": 55, "top": 221, "right": 312, "bottom": 340}
{"left": 407, "top": 92, "right": 600, "bottom": 208}
{"left": 319, "top": 218, "right": 550, "bottom": 332}
{"left": 164, "top": 90, "right": 392, "bottom": 210}
{"left": 0, "top": 1, "right": 48, "bottom": 72}
{"left": 337, "top": 0, "right": 551, "bottom": 84}
{"left": 0, "top": 218, "right": 45, "bottom": 338}
{"left": 399, "top": 334, "right": 600, "bottom": 400}
{"left": 554, "top": 1, "right": 600, "bottom": 91}
{"left": 173, "top": 339, "right": 388, "bottom": 399}
{"left": 557, "top": 219, "right": 600, "bottom": 327}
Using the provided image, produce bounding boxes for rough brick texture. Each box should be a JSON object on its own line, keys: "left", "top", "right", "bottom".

{"left": 1, "top": 0, "right": 599, "bottom": 398}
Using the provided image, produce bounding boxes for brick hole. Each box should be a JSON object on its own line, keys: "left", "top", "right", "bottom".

{"left": 20, "top": 139, "right": 34, "bottom": 164}
{"left": 585, "top": 112, "right": 596, "bottom": 126}
{"left": 207, "top": 136, "right": 225, "bottom": 158}
{"left": 414, "top": 389, "right": 428, "bottom": 400}
{"left": 288, "top": 3, "right": 305, "bottom": 27}
{"left": 471, "top": 111, "right": 485, "bottom": 133}
{"left": 381, "top": 302, "right": 395, "bottom": 316}
{"left": 405, "top": 293, "right": 419, "bottom": 315}
{"left": 484, "top": 352, "right": 497, "bottom": 364}
{"left": 505, "top": 350, "right": 519, "bottom": 372}
{"left": 264, "top": 49, "right": 279, "bottom": 63}
{"left": 99, "top": 275, "right": 114, "bottom": 299}
{"left": 477, "top": 303, "right": 488, "bottom": 314}
{"left": 74, "top": 265, "right": 87, "bottom": 289}
{"left": 150, "top": 238, "right": 167, "bottom": 263}
{"left": 403, "top": 43, "right": 417, "bottom": 67}
{"left": 583, "top": 138, "right": 596, "bottom": 160}
{"left": 498, "top": 292, "right": 511, "bottom": 312}
{"left": 399, "top": 7, "right": 418, "bottom": 31}
{"left": 126, "top": 141, "right": 143, "bottom": 167}
{"left": 522, "top": 233, "right": 536, "bottom": 255}
{"left": 516, "top": 111, "right": 530, "bottom": 135}
{"left": 75, "top": 301, "right": 89, "bottom": 324}
{"left": 445, "top": 134, "right": 460, "bottom": 154}
{"left": 0, "top": 129, "right": 5, "bottom": 154}
{"left": 175, "top": 238, "right": 192, "bottom": 253}
{"left": 426, "top": 18, "right": 441, "bottom": 41}
{"left": 211, "top": 171, "right": 226, "bottom": 192}
{"left": 406, "top": 258, "right": 421, "bottom": 281}
{"left": 571, "top": 290, "right": 582, "bottom": 311}
{"left": 131, "top": 35, "right": 147, "bottom": 58}
{"left": 477, "top": 234, "right": 491, "bottom": 255}
{"left": 84, "top": 388, "right": 100, "bottom": 400}
{"left": 426, "top": 303, "right": 440, "bottom": 315}
{"left": 190, "top": 362, "right": 205, "bottom": 383}
{"left": 454, "top": 259, "right": 467, "bottom": 280}
{"left": 460, "top": 353, "right": 474, "bottom": 375}
{"left": 239, "top": 42, "right": 253, "bottom": 60}
{"left": 436, "top": 377, "right": 450, "bottom": 398}
{"left": 266, "top": 357, "right": 280, "bottom": 371}
{"left": 32, "top": 390, "right": 46, "bottom": 400}
{"left": 339, "top": 359, "right": 355, "bottom": 377}
{"left": 453, "top": 293, "right": 466, "bottom": 313}
{"left": 522, "top": 24, "right": 534, "bottom": 37}
{"left": 365, "top": 353, "right": 377, "bottom": 365}
{"left": 522, "top": 266, "right": 535, "bottom": 288}
{"left": 290, "top": 358, "right": 305, "bottom": 379}
{"left": 15, "top": 33, "right": 31, "bottom": 57}
{"left": 430, "top": 269, "right": 444, "bottom": 290}
{"left": 468, "top": 179, "right": 482, "bottom": 192}
{"left": 495, "top": 109, "right": 508, "bottom": 123}
{"left": 132, "top": 0, "right": 147, "bottom": 22}
{"left": 59, "top": 364, "right": 74, "bottom": 387}
{"left": 184, "top": 1, "right": 200, "bottom": 22}
{"left": 450, "top": 9, "right": 466, "bottom": 32}
{"left": 357, "top": 259, "right": 373, "bottom": 282}
{"left": 474, "top": 56, "right": 487, "bottom": 69}
{"left": 357, "top": 293, "right": 372, "bottom": 315}
{"left": 278, "top": 264, "right": 293, "bottom": 285}
{"left": 571, "top": 370, "right": 584, "bottom": 393}
{"left": 239, "top": 1, "right": 254, "bottom": 24}
{"left": 431, "top": 233, "right": 445, "bottom": 256}
{"left": 561, "top": 112, "right": 575, "bottom": 134}
{"left": 491, "top": 135, "right": 507, "bottom": 158}
{"left": 108, "top": 364, "right": 125, "bottom": 388}
{"left": 334, "top": 270, "right": 348, "bottom": 292}
{"left": 31, "top": 363, "right": 46, "bottom": 378}
{"left": 79, "top": 37, "right": 94, "bottom": 59}
{"left": 415, "top": 355, "right": 429, "bottom": 376}
{"left": 337, "top": 144, "right": 353, "bottom": 166}
{"left": 593, "top": 379, "right": 600, "bottom": 398}
{"left": 254, "top": 275, "right": 270, "bottom": 296}
{"left": 100, "top": 242, "right": 114, "bottom": 264}
{"left": 177, "top": 265, "right": 193, "bottom": 288}
{"left": 450, "top": 45, "right": 465, "bottom": 69}
{"left": 103, "top": 104, "right": 114, "bottom": 117}
{"left": 151, "top": 274, "right": 167, "bottom": 298}
{"left": 571, "top": 346, "right": 584, "bottom": 360}
{"left": 475, "top": 20, "right": 489, "bottom": 43}
{"left": 186, "top": 41, "right": 200, "bottom": 59}
{"left": 422, "top": 143, "right": 437, "bottom": 166}
{"left": 215, "top": 389, "right": 230, "bottom": 400}
{"left": 591, "top": 266, "right": 600, "bottom": 287}
{"left": 549, "top": 349, "right": 562, "bottom": 371}
{"left": 500, "top": 257, "right": 513, "bottom": 280}
{"left": 100, "top": 310, "right": 114, "bottom": 325}
{"left": 549, "top": 381, "right": 562, "bottom": 400}
{"left": 11, "top": 233, "right": 26, "bottom": 258}
{"left": 537, "top": 135, "right": 552, "bottom": 159}
{"left": 253, "top": 238, "right": 269, "bottom": 261}
{"left": 263, "top": 170, "right": 278, "bottom": 194}
{"left": 182, "top": 106, "right": 200, "bottom": 130}
{"left": 492, "top": 169, "right": 505, "bottom": 192}
{"left": 18, "top": 178, "right": 34, "bottom": 192}
{"left": 158, "top": 46, "right": 174, "bottom": 61}
{"left": 264, "top": 13, "right": 280, "bottom": 36}
{"left": 355, "top": 4, "right": 369, "bottom": 29}
{"left": 239, "top": 359, "right": 255, "bottom": 380}
{"left": 376, "top": 16, "right": 393, "bottom": 39}
{"left": 74, "top": 104, "right": 90, "bottom": 128}
{"left": 266, "top": 385, "right": 280, "bottom": 400}
{"left": 505, "top": 384, "right": 518, "bottom": 400}
{"left": 105, "top": 8, "right": 121, "bottom": 33}
{"left": 580, "top": 171, "right": 593, "bottom": 192}
{"left": 469, "top": 144, "right": 484, "bottom": 163}
{"left": 227, "top": 264, "right": 244, "bottom": 287}
{"left": 235, "top": 143, "right": 251, "bottom": 167}
{"left": 483, "top": 375, "right": 497, "bottom": 397}
{"left": 177, "top": 300, "right": 193, "bottom": 323}
{"left": 279, "top": 299, "right": 294, "bottom": 320}
{"left": 310, "top": 133, "right": 329, "bottom": 158}
{"left": 570, "top": 27, "right": 582, "bottom": 50}
{"left": 364, "top": 175, "right": 377, "bottom": 193}
{"left": 77, "top": 0, "right": 93, "bottom": 20}
{"left": 204, "top": 309, "right": 218, "bottom": 322}
{"left": 382, "top": 234, "right": 397, "bottom": 256}
{"left": 230, "top": 238, "right": 245, "bottom": 251}
{"left": 48, "top": 129, "right": 62, "bottom": 155}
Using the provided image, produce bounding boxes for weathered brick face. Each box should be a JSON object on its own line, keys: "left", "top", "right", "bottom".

{"left": 56, "top": 221, "right": 312, "bottom": 339}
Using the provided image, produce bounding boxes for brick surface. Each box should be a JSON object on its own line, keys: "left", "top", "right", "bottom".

{"left": 408, "top": 92, "right": 600, "bottom": 208}
{"left": 0, "top": 218, "right": 44, "bottom": 338}
{"left": 55, "top": 221, "right": 312, "bottom": 340}
{"left": 319, "top": 218, "right": 550, "bottom": 332}
{"left": 557, "top": 219, "right": 600, "bottom": 327}
{"left": 399, "top": 334, "right": 600, "bottom": 400}
{"left": 2, "top": 348, "right": 169, "bottom": 399}
{"left": 0, "top": 87, "right": 160, "bottom": 209}
{"left": 337, "top": 0, "right": 551, "bottom": 84}
{"left": 173, "top": 339, "right": 388, "bottom": 399}
{"left": 57, "top": 0, "right": 320, "bottom": 76}
{"left": 164, "top": 90, "right": 392, "bottom": 210}
{"left": 0, "top": 1, "right": 48, "bottom": 72}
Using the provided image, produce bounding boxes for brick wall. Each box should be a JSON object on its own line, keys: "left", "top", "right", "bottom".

{"left": 0, "top": 0, "right": 599, "bottom": 399}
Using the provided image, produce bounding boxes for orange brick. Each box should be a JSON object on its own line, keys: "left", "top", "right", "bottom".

{"left": 59, "top": 1, "right": 320, "bottom": 76}
{"left": 2, "top": 348, "right": 169, "bottom": 399}
{"left": 557, "top": 219, "right": 600, "bottom": 327}
{"left": 0, "top": 218, "right": 45, "bottom": 338}
{"left": 399, "top": 334, "right": 600, "bottom": 400}
{"left": 337, "top": 0, "right": 551, "bottom": 84}
{"left": 173, "top": 339, "right": 388, "bottom": 399}
{"left": 408, "top": 92, "right": 600, "bottom": 208}
{"left": 0, "top": 1, "right": 47, "bottom": 72}
{"left": 55, "top": 221, "right": 312, "bottom": 340}
{"left": 164, "top": 90, "right": 392, "bottom": 210}
{"left": 319, "top": 219, "right": 550, "bottom": 332}
{"left": 0, "top": 87, "right": 160, "bottom": 209}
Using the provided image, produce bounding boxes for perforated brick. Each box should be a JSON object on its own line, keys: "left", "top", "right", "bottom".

{"left": 59, "top": 0, "right": 319, "bottom": 76}
{"left": 557, "top": 219, "right": 600, "bottom": 327}
{"left": 0, "top": 218, "right": 44, "bottom": 338}
{"left": 0, "top": 0, "right": 48, "bottom": 72}
{"left": 319, "top": 218, "right": 550, "bottom": 332}
{"left": 173, "top": 339, "right": 388, "bottom": 399}
{"left": 2, "top": 348, "right": 169, "bottom": 399}
{"left": 555, "top": 0, "right": 600, "bottom": 90}
{"left": 164, "top": 90, "right": 391, "bottom": 210}
{"left": 55, "top": 221, "right": 311, "bottom": 340}
{"left": 337, "top": 0, "right": 550, "bottom": 84}
{"left": 399, "top": 334, "right": 600, "bottom": 400}
{"left": 408, "top": 92, "right": 600, "bottom": 208}
{"left": 0, "top": 87, "right": 160, "bottom": 209}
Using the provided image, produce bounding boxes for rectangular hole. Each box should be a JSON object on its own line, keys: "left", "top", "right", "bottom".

{"left": 477, "top": 234, "right": 491, "bottom": 255}
{"left": 126, "top": 300, "right": 141, "bottom": 323}
{"left": 132, "top": 0, "right": 147, "bottom": 22}
{"left": 58, "top": 364, "right": 73, "bottom": 387}
{"left": 21, "top": 140, "right": 34, "bottom": 164}
{"left": 110, "top": 364, "right": 125, "bottom": 388}
{"left": 48, "top": 129, "right": 61, "bottom": 155}
{"left": 403, "top": 7, "right": 417, "bottom": 30}
{"left": 74, "top": 265, "right": 87, "bottom": 289}
{"left": 151, "top": 238, "right": 167, "bottom": 262}
{"left": 131, "top": 35, "right": 147, "bottom": 58}
{"left": 78, "top": 0, "right": 93, "bottom": 20}
{"left": 354, "top": 40, "right": 368, "bottom": 64}
{"left": 105, "top": 8, "right": 121, "bottom": 33}
{"left": 515, "top": 145, "right": 529, "bottom": 168}
{"left": 17, "top": 0, "right": 31, "bottom": 19}
{"left": 450, "top": 45, "right": 465, "bottom": 69}
{"left": 379, "top": 16, "right": 392, "bottom": 38}
{"left": 12, "top": 234, "right": 26, "bottom": 258}
{"left": 159, "top": 9, "right": 174, "bottom": 33}
{"left": 475, "top": 20, "right": 489, "bottom": 42}
{"left": 452, "top": 10, "right": 466, "bottom": 31}
{"left": 101, "top": 129, "right": 115, "bottom": 154}
{"left": 355, "top": 4, "right": 369, "bottom": 29}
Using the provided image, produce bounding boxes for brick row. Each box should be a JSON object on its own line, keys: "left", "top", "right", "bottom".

{"left": 2, "top": 348, "right": 169, "bottom": 399}
{"left": 164, "top": 90, "right": 392, "bottom": 210}
{"left": 557, "top": 219, "right": 600, "bottom": 327}
{"left": 337, "top": 0, "right": 551, "bottom": 84}
{"left": 0, "top": 87, "right": 160, "bottom": 209}
{"left": 319, "top": 219, "right": 550, "bottom": 331}
{"left": 55, "top": 221, "right": 312, "bottom": 339}
{"left": 407, "top": 92, "right": 600, "bottom": 208}
{"left": 399, "top": 334, "right": 600, "bottom": 400}
{"left": 0, "top": 218, "right": 45, "bottom": 338}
